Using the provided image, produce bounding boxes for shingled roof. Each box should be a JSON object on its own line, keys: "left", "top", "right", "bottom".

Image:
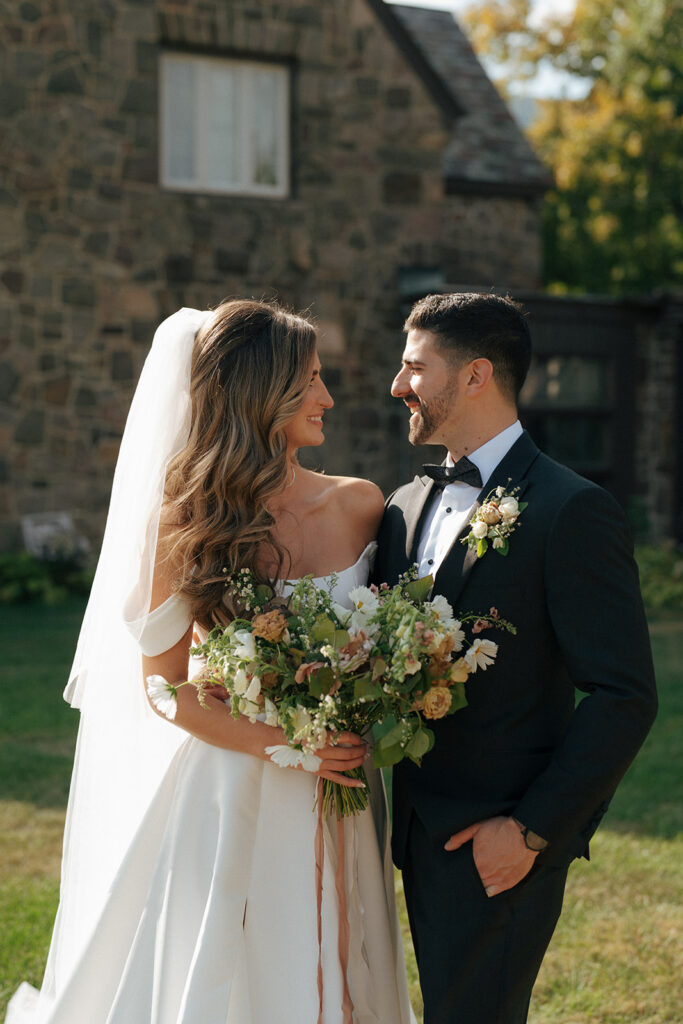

{"left": 388, "top": 2, "right": 553, "bottom": 196}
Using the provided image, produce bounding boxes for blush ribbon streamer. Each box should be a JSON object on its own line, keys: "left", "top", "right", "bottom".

{"left": 315, "top": 778, "right": 354, "bottom": 1024}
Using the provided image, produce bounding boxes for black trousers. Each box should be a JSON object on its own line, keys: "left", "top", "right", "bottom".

{"left": 402, "top": 813, "right": 569, "bottom": 1024}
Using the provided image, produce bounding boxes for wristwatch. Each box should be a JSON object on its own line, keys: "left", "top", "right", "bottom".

{"left": 514, "top": 820, "right": 549, "bottom": 852}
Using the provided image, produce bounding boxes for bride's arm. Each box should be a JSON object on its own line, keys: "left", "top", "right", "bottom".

{"left": 142, "top": 641, "right": 366, "bottom": 787}
{"left": 141, "top": 547, "right": 366, "bottom": 786}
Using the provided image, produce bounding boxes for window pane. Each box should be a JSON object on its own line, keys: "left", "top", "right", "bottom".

{"left": 250, "top": 68, "right": 283, "bottom": 187}
{"left": 521, "top": 356, "right": 610, "bottom": 409}
{"left": 204, "top": 63, "right": 242, "bottom": 187}
{"left": 162, "top": 58, "right": 195, "bottom": 183}
{"left": 526, "top": 414, "right": 610, "bottom": 468}
{"left": 160, "top": 53, "right": 288, "bottom": 196}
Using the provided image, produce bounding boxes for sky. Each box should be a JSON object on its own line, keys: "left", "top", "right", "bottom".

{"left": 390, "top": 0, "right": 587, "bottom": 98}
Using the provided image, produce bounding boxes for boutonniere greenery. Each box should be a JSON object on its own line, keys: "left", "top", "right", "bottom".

{"left": 462, "top": 482, "right": 527, "bottom": 558}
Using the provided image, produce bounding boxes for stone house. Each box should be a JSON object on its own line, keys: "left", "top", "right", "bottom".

{"left": 11, "top": 0, "right": 670, "bottom": 555}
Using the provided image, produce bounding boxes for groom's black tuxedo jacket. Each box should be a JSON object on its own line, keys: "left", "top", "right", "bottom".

{"left": 374, "top": 432, "right": 657, "bottom": 867}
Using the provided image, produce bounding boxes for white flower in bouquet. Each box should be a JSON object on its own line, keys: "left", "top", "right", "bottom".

{"left": 348, "top": 586, "right": 380, "bottom": 636}
{"left": 464, "top": 638, "right": 498, "bottom": 671}
{"left": 243, "top": 700, "right": 262, "bottom": 723}
{"left": 289, "top": 705, "right": 313, "bottom": 742}
{"left": 265, "top": 745, "right": 322, "bottom": 772}
{"left": 264, "top": 696, "right": 279, "bottom": 728}
{"left": 471, "top": 520, "right": 489, "bottom": 539}
{"left": 448, "top": 620, "right": 466, "bottom": 650}
{"left": 145, "top": 675, "right": 178, "bottom": 720}
{"left": 233, "top": 667, "right": 249, "bottom": 695}
{"left": 233, "top": 630, "right": 256, "bottom": 660}
{"left": 426, "top": 594, "right": 455, "bottom": 625}
{"left": 350, "top": 611, "right": 379, "bottom": 637}
{"left": 347, "top": 585, "right": 379, "bottom": 613}
{"left": 244, "top": 675, "right": 262, "bottom": 702}
{"left": 331, "top": 601, "right": 352, "bottom": 626}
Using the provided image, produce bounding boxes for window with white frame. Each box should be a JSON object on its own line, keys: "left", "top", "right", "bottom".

{"left": 160, "top": 52, "right": 290, "bottom": 197}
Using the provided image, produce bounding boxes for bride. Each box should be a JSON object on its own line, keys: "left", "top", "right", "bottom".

{"left": 7, "top": 301, "right": 415, "bottom": 1024}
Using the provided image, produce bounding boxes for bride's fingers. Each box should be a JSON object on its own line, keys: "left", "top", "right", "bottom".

{"left": 201, "top": 685, "right": 229, "bottom": 699}
{"left": 328, "top": 731, "right": 364, "bottom": 747}
{"left": 317, "top": 769, "right": 366, "bottom": 787}
{"left": 320, "top": 754, "right": 366, "bottom": 773}
{"left": 323, "top": 743, "right": 366, "bottom": 762}
{"left": 317, "top": 750, "right": 366, "bottom": 772}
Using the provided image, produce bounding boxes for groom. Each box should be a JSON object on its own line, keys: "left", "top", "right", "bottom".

{"left": 374, "top": 292, "right": 657, "bottom": 1024}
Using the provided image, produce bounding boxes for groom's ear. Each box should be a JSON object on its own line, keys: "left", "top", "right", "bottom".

{"left": 464, "top": 358, "right": 494, "bottom": 395}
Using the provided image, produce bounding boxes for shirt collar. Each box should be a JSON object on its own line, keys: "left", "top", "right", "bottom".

{"left": 446, "top": 420, "right": 523, "bottom": 486}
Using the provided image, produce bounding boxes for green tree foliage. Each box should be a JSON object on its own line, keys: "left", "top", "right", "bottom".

{"left": 463, "top": 0, "right": 683, "bottom": 293}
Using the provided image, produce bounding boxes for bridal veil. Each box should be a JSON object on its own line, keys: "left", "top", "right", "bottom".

{"left": 31, "top": 308, "right": 212, "bottom": 1013}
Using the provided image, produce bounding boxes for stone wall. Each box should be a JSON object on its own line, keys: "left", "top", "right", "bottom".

{"left": 441, "top": 195, "right": 542, "bottom": 289}
{"left": 0, "top": 0, "right": 543, "bottom": 551}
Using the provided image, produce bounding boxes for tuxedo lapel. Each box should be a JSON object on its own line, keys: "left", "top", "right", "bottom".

{"left": 478, "top": 430, "right": 540, "bottom": 502}
{"left": 434, "top": 431, "right": 540, "bottom": 605}
{"left": 403, "top": 476, "right": 438, "bottom": 562}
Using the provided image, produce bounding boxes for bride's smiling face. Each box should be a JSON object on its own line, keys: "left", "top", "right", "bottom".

{"left": 284, "top": 352, "right": 334, "bottom": 452}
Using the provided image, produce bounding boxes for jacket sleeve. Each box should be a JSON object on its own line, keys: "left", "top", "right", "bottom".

{"left": 513, "top": 485, "right": 657, "bottom": 851}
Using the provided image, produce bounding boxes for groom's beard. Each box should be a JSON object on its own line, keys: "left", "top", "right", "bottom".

{"left": 408, "top": 379, "right": 458, "bottom": 446}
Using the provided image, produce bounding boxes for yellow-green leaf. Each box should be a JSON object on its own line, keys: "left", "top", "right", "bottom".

{"left": 405, "top": 574, "right": 434, "bottom": 603}
{"left": 372, "top": 656, "right": 387, "bottom": 681}
{"left": 333, "top": 629, "right": 350, "bottom": 650}
{"left": 310, "top": 616, "right": 336, "bottom": 644}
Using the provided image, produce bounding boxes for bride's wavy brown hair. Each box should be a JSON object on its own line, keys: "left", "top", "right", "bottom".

{"left": 161, "top": 299, "right": 317, "bottom": 628}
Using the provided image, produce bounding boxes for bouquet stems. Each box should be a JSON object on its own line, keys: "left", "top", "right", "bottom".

{"left": 321, "top": 767, "right": 369, "bottom": 819}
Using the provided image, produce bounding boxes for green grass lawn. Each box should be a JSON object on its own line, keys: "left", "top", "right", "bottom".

{"left": 1, "top": 602, "right": 681, "bottom": 1021}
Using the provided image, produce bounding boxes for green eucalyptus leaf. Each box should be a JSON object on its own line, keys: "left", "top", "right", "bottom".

{"left": 308, "top": 665, "right": 335, "bottom": 698}
{"left": 354, "top": 675, "right": 382, "bottom": 702}
{"left": 371, "top": 656, "right": 387, "bottom": 681}
{"left": 404, "top": 575, "right": 433, "bottom": 603}
{"left": 310, "top": 616, "right": 336, "bottom": 644}
{"left": 372, "top": 742, "right": 405, "bottom": 768}
{"left": 448, "top": 680, "right": 468, "bottom": 713}
{"left": 333, "top": 629, "right": 350, "bottom": 649}
{"left": 405, "top": 728, "right": 431, "bottom": 761}
{"left": 476, "top": 538, "right": 488, "bottom": 558}
{"left": 376, "top": 721, "right": 405, "bottom": 747}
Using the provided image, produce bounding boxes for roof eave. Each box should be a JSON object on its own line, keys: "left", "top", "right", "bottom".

{"left": 365, "top": 0, "right": 465, "bottom": 122}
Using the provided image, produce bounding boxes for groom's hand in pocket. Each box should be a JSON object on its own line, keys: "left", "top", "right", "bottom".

{"left": 444, "top": 816, "right": 538, "bottom": 897}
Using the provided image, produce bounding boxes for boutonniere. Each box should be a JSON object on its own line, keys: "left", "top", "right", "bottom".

{"left": 462, "top": 482, "right": 527, "bottom": 558}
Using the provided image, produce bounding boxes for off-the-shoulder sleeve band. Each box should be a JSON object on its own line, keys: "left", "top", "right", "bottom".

{"left": 137, "top": 594, "right": 194, "bottom": 657}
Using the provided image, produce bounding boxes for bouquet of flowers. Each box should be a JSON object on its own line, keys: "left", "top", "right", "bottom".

{"left": 147, "top": 568, "right": 515, "bottom": 818}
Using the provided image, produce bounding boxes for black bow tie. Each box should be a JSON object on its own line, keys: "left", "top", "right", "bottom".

{"left": 422, "top": 457, "right": 483, "bottom": 489}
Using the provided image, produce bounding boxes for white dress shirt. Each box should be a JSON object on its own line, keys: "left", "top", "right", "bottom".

{"left": 416, "top": 421, "right": 524, "bottom": 578}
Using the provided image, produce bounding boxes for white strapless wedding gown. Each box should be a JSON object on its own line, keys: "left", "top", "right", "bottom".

{"left": 7, "top": 544, "right": 415, "bottom": 1024}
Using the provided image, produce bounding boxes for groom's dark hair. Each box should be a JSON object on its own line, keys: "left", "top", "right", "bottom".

{"left": 404, "top": 292, "right": 532, "bottom": 402}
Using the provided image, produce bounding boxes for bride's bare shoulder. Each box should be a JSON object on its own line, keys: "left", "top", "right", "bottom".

{"left": 320, "top": 473, "right": 385, "bottom": 538}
